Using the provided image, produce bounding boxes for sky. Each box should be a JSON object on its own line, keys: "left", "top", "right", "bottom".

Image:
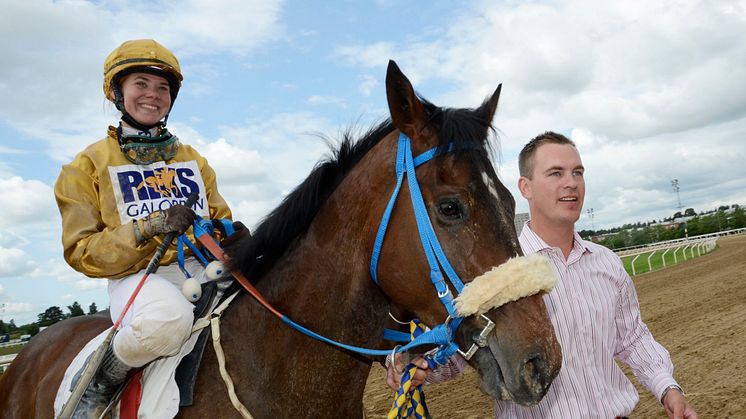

{"left": 1, "top": 0, "right": 745, "bottom": 325}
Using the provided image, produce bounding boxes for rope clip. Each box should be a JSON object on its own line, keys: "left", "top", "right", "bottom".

{"left": 454, "top": 314, "right": 495, "bottom": 360}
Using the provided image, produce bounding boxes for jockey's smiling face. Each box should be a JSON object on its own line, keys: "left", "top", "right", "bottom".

{"left": 120, "top": 73, "right": 172, "bottom": 127}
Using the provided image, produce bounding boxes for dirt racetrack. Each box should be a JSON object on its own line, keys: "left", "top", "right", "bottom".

{"left": 363, "top": 234, "right": 746, "bottom": 418}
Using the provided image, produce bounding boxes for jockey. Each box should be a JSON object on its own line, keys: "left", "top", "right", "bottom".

{"left": 54, "top": 39, "right": 233, "bottom": 418}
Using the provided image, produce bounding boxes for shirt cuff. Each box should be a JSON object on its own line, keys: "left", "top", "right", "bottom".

{"left": 649, "top": 373, "right": 679, "bottom": 402}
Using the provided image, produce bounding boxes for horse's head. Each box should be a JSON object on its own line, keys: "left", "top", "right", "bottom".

{"left": 375, "top": 61, "right": 561, "bottom": 405}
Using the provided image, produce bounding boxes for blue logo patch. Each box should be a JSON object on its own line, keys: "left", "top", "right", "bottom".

{"left": 108, "top": 161, "right": 209, "bottom": 223}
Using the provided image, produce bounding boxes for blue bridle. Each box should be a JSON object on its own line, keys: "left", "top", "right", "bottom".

{"left": 178, "top": 132, "right": 488, "bottom": 366}
{"left": 370, "top": 132, "right": 472, "bottom": 367}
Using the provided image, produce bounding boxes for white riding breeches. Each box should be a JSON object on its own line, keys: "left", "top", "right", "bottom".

{"left": 108, "top": 258, "right": 205, "bottom": 368}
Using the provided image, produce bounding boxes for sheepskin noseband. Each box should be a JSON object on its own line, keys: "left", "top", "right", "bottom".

{"left": 454, "top": 254, "right": 556, "bottom": 317}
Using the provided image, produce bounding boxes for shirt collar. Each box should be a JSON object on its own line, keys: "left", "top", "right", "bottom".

{"left": 518, "top": 221, "right": 593, "bottom": 260}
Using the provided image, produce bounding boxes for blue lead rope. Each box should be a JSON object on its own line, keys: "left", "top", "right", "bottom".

{"left": 176, "top": 216, "right": 233, "bottom": 277}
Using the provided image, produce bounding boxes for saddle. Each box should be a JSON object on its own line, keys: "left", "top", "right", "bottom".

{"left": 60, "top": 281, "right": 223, "bottom": 418}
{"left": 174, "top": 280, "right": 219, "bottom": 406}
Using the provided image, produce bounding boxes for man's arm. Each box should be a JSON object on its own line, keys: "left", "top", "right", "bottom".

{"left": 613, "top": 265, "right": 698, "bottom": 419}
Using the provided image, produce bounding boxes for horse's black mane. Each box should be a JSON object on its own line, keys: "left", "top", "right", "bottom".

{"left": 227, "top": 96, "right": 495, "bottom": 283}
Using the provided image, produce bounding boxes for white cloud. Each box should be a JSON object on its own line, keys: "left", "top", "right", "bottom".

{"left": 0, "top": 0, "right": 284, "bottom": 162}
{"left": 307, "top": 95, "right": 347, "bottom": 108}
{"left": 0, "top": 146, "right": 24, "bottom": 155}
{"left": 358, "top": 75, "right": 378, "bottom": 97}
{"left": 1, "top": 302, "right": 34, "bottom": 317}
{"left": 0, "top": 230, "right": 29, "bottom": 248}
{"left": 333, "top": 0, "right": 746, "bottom": 231}
{"left": 0, "top": 247, "right": 37, "bottom": 278}
{"left": 166, "top": 112, "right": 335, "bottom": 227}
{"left": 74, "top": 279, "right": 108, "bottom": 291}
{"left": 336, "top": 0, "right": 746, "bottom": 140}
{"left": 0, "top": 176, "right": 57, "bottom": 229}
{"left": 336, "top": 42, "right": 395, "bottom": 68}
{"left": 29, "top": 258, "right": 90, "bottom": 284}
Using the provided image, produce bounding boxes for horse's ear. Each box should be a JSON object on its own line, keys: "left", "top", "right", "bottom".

{"left": 477, "top": 84, "right": 502, "bottom": 125}
{"left": 386, "top": 60, "right": 427, "bottom": 140}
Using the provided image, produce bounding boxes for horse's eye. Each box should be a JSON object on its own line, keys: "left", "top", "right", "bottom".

{"left": 438, "top": 199, "right": 463, "bottom": 220}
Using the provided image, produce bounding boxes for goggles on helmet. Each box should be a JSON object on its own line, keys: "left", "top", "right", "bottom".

{"left": 118, "top": 127, "right": 180, "bottom": 165}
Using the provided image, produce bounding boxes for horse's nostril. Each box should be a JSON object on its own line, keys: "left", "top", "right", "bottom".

{"left": 521, "top": 355, "right": 550, "bottom": 395}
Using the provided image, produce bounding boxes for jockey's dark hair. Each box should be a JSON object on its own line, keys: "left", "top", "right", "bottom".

{"left": 226, "top": 94, "right": 497, "bottom": 284}
{"left": 518, "top": 131, "right": 576, "bottom": 179}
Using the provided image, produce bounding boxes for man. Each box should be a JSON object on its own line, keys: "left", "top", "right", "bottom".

{"left": 387, "top": 132, "right": 698, "bottom": 418}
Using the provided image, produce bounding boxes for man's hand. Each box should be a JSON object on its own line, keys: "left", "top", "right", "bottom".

{"left": 136, "top": 205, "right": 196, "bottom": 243}
{"left": 386, "top": 353, "right": 430, "bottom": 391}
{"left": 662, "top": 388, "right": 698, "bottom": 419}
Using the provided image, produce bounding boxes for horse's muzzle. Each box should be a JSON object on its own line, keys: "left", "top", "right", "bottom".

{"left": 459, "top": 293, "right": 561, "bottom": 406}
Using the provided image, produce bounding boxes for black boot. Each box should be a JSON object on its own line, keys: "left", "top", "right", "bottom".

{"left": 71, "top": 346, "right": 132, "bottom": 418}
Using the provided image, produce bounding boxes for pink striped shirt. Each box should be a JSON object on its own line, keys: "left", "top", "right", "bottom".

{"left": 426, "top": 223, "right": 679, "bottom": 418}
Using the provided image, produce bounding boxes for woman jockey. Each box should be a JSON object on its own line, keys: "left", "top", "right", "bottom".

{"left": 54, "top": 39, "right": 232, "bottom": 418}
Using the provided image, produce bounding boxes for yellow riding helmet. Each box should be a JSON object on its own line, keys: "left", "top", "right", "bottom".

{"left": 103, "top": 39, "right": 183, "bottom": 104}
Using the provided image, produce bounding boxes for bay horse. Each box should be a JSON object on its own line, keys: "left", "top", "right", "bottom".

{"left": 0, "top": 61, "right": 561, "bottom": 418}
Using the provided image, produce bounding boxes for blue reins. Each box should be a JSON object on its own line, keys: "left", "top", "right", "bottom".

{"left": 176, "top": 132, "right": 469, "bottom": 365}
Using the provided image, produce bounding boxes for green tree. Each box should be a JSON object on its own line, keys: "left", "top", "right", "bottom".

{"left": 698, "top": 213, "right": 716, "bottom": 234}
{"left": 715, "top": 210, "right": 727, "bottom": 232}
{"left": 88, "top": 302, "right": 98, "bottom": 315}
{"left": 630, "top": 228, "right": 650, "bottom": 246}
{"left": 67, "top": 301, "right": 85, "bottom": 318}
{"left": 731, "top": 205, "right": 745, "bottom": 229}
{"left": 686, "top": 216, "right": 701, "bottom": 236}
{"left": 684, "top": 208, "right": 696, "bottom": 217}
{"left": 38, "top": 306, "right": 66, "bottom": 326}
{"left": 608, "top": 230, "right": 630, "bottom": 249}
{"left": 18, "top": 323, "right": 39, "bottom": 336}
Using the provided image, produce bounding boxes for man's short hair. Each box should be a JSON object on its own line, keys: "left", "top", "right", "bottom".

{"left": 518, "top": 131, "right": 576, "bottom": 179}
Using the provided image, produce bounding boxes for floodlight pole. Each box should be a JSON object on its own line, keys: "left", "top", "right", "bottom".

{"left": 671, "top": 179, "right": 682, "bottom": 210}
{"left": 672, "top": 179, "right": 688, "bottom": 239}
{"left": 586, "top": 207, "right": 595, "bottom": 231}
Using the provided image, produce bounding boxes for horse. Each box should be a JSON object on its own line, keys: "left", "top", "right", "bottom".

{"left": 0, "top": 60, "right": 561, "bottom": 418}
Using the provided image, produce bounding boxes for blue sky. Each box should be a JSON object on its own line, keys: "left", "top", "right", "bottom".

{"left": 1, "top": 0, "right": 745, "bottom": 325}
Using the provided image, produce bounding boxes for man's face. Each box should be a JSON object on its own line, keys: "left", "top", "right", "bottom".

{"left": 519, "top": 143, "right": 585, "bottom": 229}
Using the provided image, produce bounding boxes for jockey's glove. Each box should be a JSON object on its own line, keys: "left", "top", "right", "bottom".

{"left": 134, "top": 205, "right": 196, "bottom": 244}
{"left": 220, "top": 221, "right": 251, "bottom": 248}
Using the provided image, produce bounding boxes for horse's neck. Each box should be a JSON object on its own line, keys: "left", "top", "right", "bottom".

{"left": 258, "top": 133, "right": 396, "bottom": 341}
{"left": 201, "top": 139, "right": 396, "bottom": 417}
{"left": 209, "top": 240, "right": 388, "bottom": 418}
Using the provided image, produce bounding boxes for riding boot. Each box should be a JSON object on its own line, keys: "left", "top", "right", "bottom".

{"left": 71, "top": 346, "right": 132, "bottom": 419}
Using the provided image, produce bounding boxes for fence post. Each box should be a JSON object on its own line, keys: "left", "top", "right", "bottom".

{"left": 631, "top": 254, "right": 641, "bottom": 276}
{"left": 647, "top": 250, "right": 657, "bottom": 273}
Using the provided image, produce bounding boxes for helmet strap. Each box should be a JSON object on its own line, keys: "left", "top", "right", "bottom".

{"left": 111, "top": 76, "right": 172, "bottom": 131}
